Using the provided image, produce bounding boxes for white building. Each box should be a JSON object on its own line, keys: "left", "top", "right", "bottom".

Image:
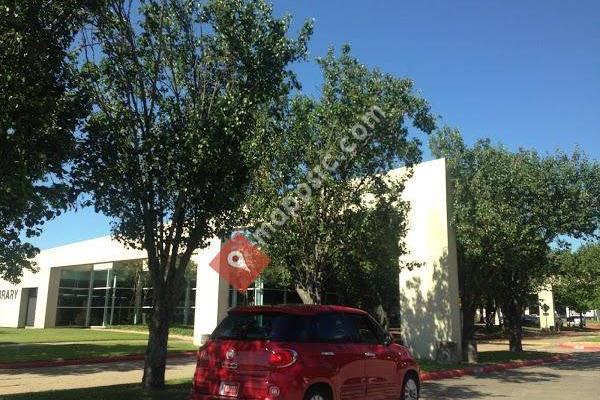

{"left": 0, "top": 159, "right": 462, "bottom": 361}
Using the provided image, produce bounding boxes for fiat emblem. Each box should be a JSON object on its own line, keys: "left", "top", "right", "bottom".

{"left": 226, "top": 349, "right": 236, "bottom": 360}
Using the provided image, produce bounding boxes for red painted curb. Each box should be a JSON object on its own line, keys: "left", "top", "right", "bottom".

{"left": 419, "top": 354, "right": 572, "bottom": 382}
{"left": 0, "top": 351, "right": 197, "bottom": 370}
{"left": 559, "top": 342, "right": 600, "bottom": 351}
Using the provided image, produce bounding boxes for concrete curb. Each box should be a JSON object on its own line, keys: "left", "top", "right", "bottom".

{"left": 420, "top": 354, "right": 572, "bottom": 382}
{"left": 0, "top": 351, "right": 196, "bottom": 370}
{"left": 559, "top": 342, "right": 600, "bottom": 351}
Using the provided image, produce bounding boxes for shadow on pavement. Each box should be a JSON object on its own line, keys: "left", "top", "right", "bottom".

{"left": 543, "top": 352, "right": 600, "bottom": 371}
{"left": 421, "top": 352, "right": 600, "bottom": 399}
{"left": 422, "top": 381, "right": 502, "bottom": 399}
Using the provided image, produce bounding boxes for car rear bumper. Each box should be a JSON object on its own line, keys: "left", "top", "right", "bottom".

{"left": 190, "top": 394, "right": 249, "bottom": 400}
{"left": 190, "top": 395, "right": 276, "bottom": 400}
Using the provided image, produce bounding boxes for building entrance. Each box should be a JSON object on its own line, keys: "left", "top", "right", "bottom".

{"left": 24, "top": 288, "right": 38, "bottom": 327}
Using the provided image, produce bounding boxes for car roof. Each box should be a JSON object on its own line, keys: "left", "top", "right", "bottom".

{"left": 228, "top": 304, "right": 368, "bottom": 316}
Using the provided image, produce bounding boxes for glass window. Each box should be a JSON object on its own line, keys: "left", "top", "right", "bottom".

{"left": 263, "top": 289, "right": 285, "bottom": 305}
{"left": 93, "top": 270, "right": 109, "bottom": 287}
{"left": 212, "top": 312, "right": 364, "bottom": 343}
{"left": 347, "top": 314, "right": 385, "bottom": 344}
{"left": 59, "top": 269, "right": 91, "bottom": 289}
{"left": 56, "top": 308, "right": 87, "bottom": 326}
{"left": 309, "top": 312, "right": 354, "bottom": 343}
{"left": 56, "top": 267, "right": 93, "bottom": 326}
{"left": 91, "top": 289, "right": 108, "bottom": 307}
{"left": 212, "top": 312, "right": 310, "bottom": 341}
{"left": 54, "top": 259, "right": 196, "bottom": 328}
{"left": 89, "top": 308, "right": 105, "bottom": 326}
{"left": 57, "top": 287, "right": 89, "bottom": 308}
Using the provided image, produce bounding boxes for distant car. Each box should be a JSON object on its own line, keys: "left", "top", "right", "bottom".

{"left": 191, "top": 305, "right": 421, "bottom": 400}
{"left": 567, "top": 316, "right": 587, "bottom": 327}
{"left": 522, "top": 314, "right": 540, "bottom": 327}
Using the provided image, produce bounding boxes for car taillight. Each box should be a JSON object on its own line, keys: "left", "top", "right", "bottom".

{"left": 268, "top": 349, "right": 297, "bottom": 368}
{"left": 197, "top": 347, "right": 209, "bottom": 366}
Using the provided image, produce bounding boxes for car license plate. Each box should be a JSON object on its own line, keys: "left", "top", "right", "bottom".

{"left": 219, "top": 382, "right": 239, "bottom": 397}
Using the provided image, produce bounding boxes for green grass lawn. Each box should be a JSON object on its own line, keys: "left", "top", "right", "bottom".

{"left": 0, "top": 340, "right": 196, "bottom": 364}
{"left": 418, "top": 350, "right": 556, "bottom": 372}
{"left": 109, "top": 324, "right": 194, "bottom": 337}
{"left": 1, "top": 379, "right": 192, "bottom": 400}
{"left": 0, "top": 328, "right": 197, "bottom": 364}
{"left": 574, "top": 336, "right": 600, "bottom": 342}
{"left": 0, "top": 328, "right": 151, "bottom": 344}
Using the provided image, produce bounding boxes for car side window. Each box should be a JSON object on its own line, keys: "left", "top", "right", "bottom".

{"left": 309, "top": 312, "right": 354, "bottom": 343}
{"left": 348, "top": 314, "right": 385, "bottom": 344}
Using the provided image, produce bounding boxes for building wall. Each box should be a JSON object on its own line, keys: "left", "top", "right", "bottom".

{"left": 0, "top": 237, "right": 150, "bottom": 328}
{"left": 193, "top": 237, "right": 230, "bottom": 345}
{"left": 0, "top": 281, "right": 22, "bottom": 327}
{"left": 191, "top": 158, "right": 464, "bottom": 357}
{"left": 390, "top": 158, "right": 463, "bottom": 361}
{"left": 0, "top": 159, "right": 464, "bottom": 363}
{"left": 538, "top": 286, "right": 556, "bottom": 330}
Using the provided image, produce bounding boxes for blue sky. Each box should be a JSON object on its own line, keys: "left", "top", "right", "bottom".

{"left": 31, "top": 0, "right": 599, "bottom": 250}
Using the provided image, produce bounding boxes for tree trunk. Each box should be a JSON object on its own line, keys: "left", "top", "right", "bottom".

{"left": 484, "top": 302, "right": 497, "bottom": 330}
{"left": 142, "top": 294, "right": 171, "bottom": 389}
{"left": 296, "top": 287, "right": 315, "bottom": 304}
{"left": 461, "top": 304, "right": 478, "bottom": 363}
{"left": 374, "top": 304, "right": 389, "bottom": 330}
{"left": 504, "top": 299, "right": 523, "bottom": 352}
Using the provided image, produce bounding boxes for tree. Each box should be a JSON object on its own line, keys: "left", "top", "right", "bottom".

{"left": 0, "top": 0, "right": 90, "bottom": 282}
{"left": 246, "top": 46, "right": 435, "bottom": 322}
{"left": 74, "top": 0, "right": 311, "bottom": 389}
{"left": 431, "top": 128, "right": 600, "bottom": 357}
{"left": 554, "top": 244, "right": 600, "bottom": 324}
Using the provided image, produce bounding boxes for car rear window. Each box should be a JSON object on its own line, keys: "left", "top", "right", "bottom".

{"left": 212, "top": 312, "right": 311, "bottom": 341}
{"left": 211, "top": 311, "right": 358, "bottom": 343}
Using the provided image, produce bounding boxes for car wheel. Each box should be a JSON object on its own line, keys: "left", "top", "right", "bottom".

{"left": 304, "top": 386, "right": 332, "bottom": 400}
{"left": 401, "top": 374, "right": 419, "bottom": 400}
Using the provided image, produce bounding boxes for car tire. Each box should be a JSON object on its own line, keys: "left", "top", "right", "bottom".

{"left": 401, "top": 374, "right": 419, "bottom": 400}
{"left": 304, "top": 386, "right": 332, "bottom": 400}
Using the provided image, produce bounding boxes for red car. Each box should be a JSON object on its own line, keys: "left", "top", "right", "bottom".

{"left": 191, "top": 305, "right": 420, "bottom": 400}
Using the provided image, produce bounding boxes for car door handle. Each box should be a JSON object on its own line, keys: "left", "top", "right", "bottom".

{"left": 321, "top": 352, "right": 335, "bottom": 356}
{"left": 364, "top": 352, "right": 376, "bottom": 358}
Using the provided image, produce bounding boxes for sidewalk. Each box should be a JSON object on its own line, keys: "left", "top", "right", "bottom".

{"left": 477, "top": 330, "right": 597, "bottom": 354}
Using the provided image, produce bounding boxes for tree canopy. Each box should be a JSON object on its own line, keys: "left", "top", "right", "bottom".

{"left": 431, "top": 127, "right": 600, "bottom": 355}
{"left": 246, "top": 46, "right": 436, "bottom": 322}
{"left": 73, "top": 0, "right": 311, "bottom": 388}
{"left": 0, "top": 0, "right": 89, "bottom": 282}
{"left": 554, "top": 244, "right": 600, "bottom": 315}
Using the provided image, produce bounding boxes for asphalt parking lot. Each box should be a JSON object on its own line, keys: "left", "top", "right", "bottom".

{"left": 421, "top": 352, "right": 600, "bottom": 400}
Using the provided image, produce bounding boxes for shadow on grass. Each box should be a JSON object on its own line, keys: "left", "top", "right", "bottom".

{"left": 0, "top": 341, "right": 195, "bottom": 364}
{"left": 0, "top": 379, "right": 192, "bottom": 400}
{"left": 0, "top": 356, "right": 195, "bottom": 377}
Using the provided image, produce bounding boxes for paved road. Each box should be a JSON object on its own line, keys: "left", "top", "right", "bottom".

{"left": 421, "top": 352, "right": 600, "bottom": 400}
{"left": 0, "top": 357, "right": 197, "bottom": 395}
